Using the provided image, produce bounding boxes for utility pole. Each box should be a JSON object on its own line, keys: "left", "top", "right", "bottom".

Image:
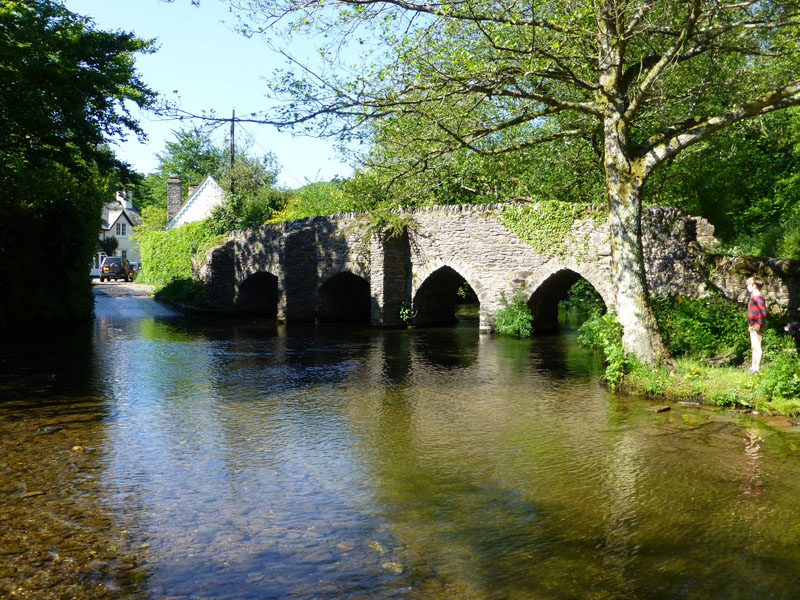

{"left": 230, "top": 108, "right": 235, "bottom": 195}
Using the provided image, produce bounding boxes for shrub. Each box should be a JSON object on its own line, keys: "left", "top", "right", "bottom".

{"left": 651, "top": 295, "right": 748, "bottom": 359}
{"left": 269, "top": 179, "right": 356, "bottom": 222}
{"left": 560, "top": 279, "right": 605, "bottom": 313}
{"left": 758, "top": 351, "right": 800, "bottom": 401}
{"left": 208, "top": 188, "right": 291, "bottom": 235}
{"left": 494, "top": 292, "right": 533, "bottom": 338}
{"left": 577, "top": 310, "right": 632, "bottom": 389}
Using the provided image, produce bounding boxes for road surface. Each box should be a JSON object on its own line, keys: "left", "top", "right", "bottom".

{"left": 93, "top": 281, "right": 180, "bottom": 319}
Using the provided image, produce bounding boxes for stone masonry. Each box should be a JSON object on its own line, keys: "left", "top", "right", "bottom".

{"left": 194, "top": 205, "right": 800, "bottom": 329}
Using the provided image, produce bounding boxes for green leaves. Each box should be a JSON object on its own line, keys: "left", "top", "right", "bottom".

{"left": 494, "top": 291, "right": 533, "bottom": 338}
{"left": 0, "top": 0, "right": 154, "bottom": 174}
{"left": 651, "top": 295, "right": 749, "bottom": 360}
{"left": 0, "top": 0, "right": 154, "bottom": 327}
{"left": 499, "top": 201, "right": 606, "bottom": 257}
{"left": 137, "top": 221, "right": 218, "bottom": 288}
{"left": 577, "top": 310, "right": 632, "bottom": 389}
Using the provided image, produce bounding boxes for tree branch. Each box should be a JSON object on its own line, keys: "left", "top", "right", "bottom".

{"left": 623, "top": 0, "right": 703, "bottom": 122}
{"left": 639, "top": 79, "right": 800, "bottom": 175}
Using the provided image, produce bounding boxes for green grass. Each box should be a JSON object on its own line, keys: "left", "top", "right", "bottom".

{"left": 622, "top": 354, "right": 800, "bottom": 416}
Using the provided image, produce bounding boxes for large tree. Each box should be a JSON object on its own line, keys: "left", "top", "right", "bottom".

{"left": 210, "top": 0, "right": 800, "bottom": 363}
{"left": 0, "top": 0, "right": 154, "bottom": 328}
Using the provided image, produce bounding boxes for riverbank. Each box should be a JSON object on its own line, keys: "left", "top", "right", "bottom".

{"left": 620, "top": 355, "right": 800, "bottom": 417}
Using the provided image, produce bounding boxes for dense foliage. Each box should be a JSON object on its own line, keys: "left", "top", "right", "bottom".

{"left": 579, "top": 300, "right": 800, "bottom": 411}
{"left": 647, "top": 109, "right": 800, "bottom": 258}
{"left": 560, "top": 280, "right": 605, "bottom": 314}
{"left": 0, "top": 0, "right": 153, "bottom": 329}
{"left": 494, "top": 292, "right": 534, "bottom": 339}
{"left": 651, "top": 296, "right": 750, "bottom": 361}
{"left": 133, "top": 127, "right": 288, "bottom": 226}
{"left": 269, "top": 180, "right": 355, "bottom": 221}
{"left": 207, "top": 188, "right": 292, "bottom": 235}
{"left": 134, "top": 128, "right": 224, "bottom": 211}
{"left": 758, "top": 348, "right": 800, "bottom": 403}
{"left": 136, "top": 221, "right": 220, "bottom": 290}
{"left": 577, "top": 311, "right": 632, "bottom": 389}
{"left": 223, "top": 0, "right": 800, "bottom": 364}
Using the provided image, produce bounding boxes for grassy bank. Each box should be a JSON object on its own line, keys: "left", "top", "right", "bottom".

{"left": 577, "top": 302, "right": 800, "bottom": 416}
{"left": 623, "top": 357, "right": 800, "bottom": 415}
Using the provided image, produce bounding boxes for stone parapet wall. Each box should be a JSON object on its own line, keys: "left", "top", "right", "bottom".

{"left": 194, "top": 240, "right": 235, "bottom": 309}
{"left": 707, "top": 255, "right": 800, "bottom": 318}
{"left": 642, "top": 207, "right": 714, "bottom": 299}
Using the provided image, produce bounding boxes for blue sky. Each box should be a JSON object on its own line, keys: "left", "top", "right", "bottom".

{"left": 63, "top": 0, "right": 352, "bottom": 188}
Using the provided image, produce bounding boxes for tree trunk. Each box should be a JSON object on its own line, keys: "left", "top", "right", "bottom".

{"left": 606, "top": 164, "right": 670, "bottom": 365}
{"left": 594, "top": 6, "right": 669, "bottom": 365}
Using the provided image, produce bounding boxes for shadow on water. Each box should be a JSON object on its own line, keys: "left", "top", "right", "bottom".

{"left": 357, "top": 369, "right": 800, "bottom": 599}
{"left": 410, "top": 321, "right": 480, "bottom": 371}
{"left": 0, "top": 324, "right": 99, "bottom": 401}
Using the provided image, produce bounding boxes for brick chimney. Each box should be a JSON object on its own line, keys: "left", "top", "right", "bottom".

{"left": 188, "top": 184, "right": 199, "bottom": 198}
{"left": 167, "top": 178, "right": 182, "bottom": 222}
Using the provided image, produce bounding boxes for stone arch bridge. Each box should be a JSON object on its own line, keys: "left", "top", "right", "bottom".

{"left": 195, "top": 204, "right": 800, "bottom": 330}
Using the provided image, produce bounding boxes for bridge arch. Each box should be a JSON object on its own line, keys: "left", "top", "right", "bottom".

{"left": 412, "top": 259, "right": 486, "bottom": 327}
{"left": 236, "top": 271, "right": 279, "bottom": 316}
{"left": 318, "top": 270, "right": 371, "bottom": 323}
{"left": 525, "top": 265, "right": 613, "bottom": 333}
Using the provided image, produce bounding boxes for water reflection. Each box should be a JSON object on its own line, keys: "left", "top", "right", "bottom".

{"left": 741, "top": 427, "right": 765, "bottom": 497}
{"left": 4, "top": 317, "right": 800, "bottom": 599}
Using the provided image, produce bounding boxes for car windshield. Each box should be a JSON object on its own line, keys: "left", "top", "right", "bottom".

{"left": 102, "top": 257, "right": 122, "bottom": 265}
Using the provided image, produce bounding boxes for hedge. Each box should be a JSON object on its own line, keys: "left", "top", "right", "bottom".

{"left": 136, "top": 221, "right": 221, "bottom": 289}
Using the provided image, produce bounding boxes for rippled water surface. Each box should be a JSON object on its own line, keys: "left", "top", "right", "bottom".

{"left": 3, "top": 313, "right": 800, "bottom": 599}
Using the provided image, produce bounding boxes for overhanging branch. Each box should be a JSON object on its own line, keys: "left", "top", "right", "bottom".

{"left": 639, "top": 79, "right": 800, "bottom": 175}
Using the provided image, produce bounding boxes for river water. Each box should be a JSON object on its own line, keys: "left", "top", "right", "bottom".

{"left": 2, "top": 303, "right": 800, "bottom": 599}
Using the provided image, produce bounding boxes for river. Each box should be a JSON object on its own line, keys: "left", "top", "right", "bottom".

{"left": 2, "top": 288, "right": 800, "bottom": 599}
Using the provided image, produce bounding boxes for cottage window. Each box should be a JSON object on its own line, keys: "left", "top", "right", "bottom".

{"left": 116, "top": 223, "right": 127, "bottom": 236}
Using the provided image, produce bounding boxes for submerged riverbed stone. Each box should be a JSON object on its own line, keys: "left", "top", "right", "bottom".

{"left": 336, "top": 541, "right": 355, "bottom": 551}
{"left": 301, "top": 549, "right": 336, "bottom": 564}
{"left": 35, "top": 426, "right": 62, "bottom": 435}
{"left": 646, "top": 405, "right": 671, "bottom": 413}
{"left": 381, "top": 561, "right": 404, "bottom": 574}
{"left": 368, "top": 541, "right": 389, "bottom": 554}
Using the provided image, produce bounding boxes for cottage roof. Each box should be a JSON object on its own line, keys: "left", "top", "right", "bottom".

{"left": 164, "top": 174, "right": 224, "bottom": 230}
{"left": 102, "top": 199, "right": 141, "bottom": 230}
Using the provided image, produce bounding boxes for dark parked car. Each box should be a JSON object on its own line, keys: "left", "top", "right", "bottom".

{"left": 100, "top": 256, "right": 133, "bottom": 282}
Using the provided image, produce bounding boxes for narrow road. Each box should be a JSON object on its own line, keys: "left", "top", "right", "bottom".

{"left": 93, "top": 281, "right": 180, "bottom": 318}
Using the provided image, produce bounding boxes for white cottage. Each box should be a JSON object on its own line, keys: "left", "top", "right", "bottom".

{"left": 164, "top": 175, "right": 225, "bottom": 230}
{"left": 91, "top": 191, "right": 142, "bottom": 277}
